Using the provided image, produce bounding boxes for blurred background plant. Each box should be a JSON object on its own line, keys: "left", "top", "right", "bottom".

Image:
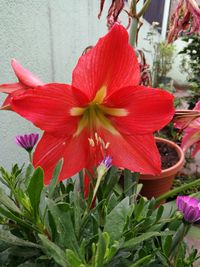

{"left": 179, "top": 35, "right": 200, "bottom": 109}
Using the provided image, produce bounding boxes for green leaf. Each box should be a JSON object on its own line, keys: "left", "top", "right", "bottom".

{"left": 102, "top": 167, "right": 120, "bottom": 198}
{"left": 0, "top": 206, "right": 39, "bottom": 232}
{"left": 104, "top": 197, "right": 131, "bottom": 244}
{"left": 65, "top": 249, "right": 85, "bottom": 267}
{"left": 162, "top": 235, "right": 172, "bottom": 257}
{"left": 130, "top": 254, "right": 153, "bottom": 267}
{"left": 0, "top": 187, "right": 21, "bottom": 214}
{"left": 123, "top": 231, "right": 172, "bottom": 248}
{"left": 123, "top": 170, "right": 139, "bottom": 197}
{"left": 39, "top": 234, "right": 68, "bottom": 267}
{"left": 94, "top": 230, "right": 107, "bottom": 267}
{"left": 156, "top": 205, "right": 164, "bottom": 222}
{"left": 46, "top": 199, "right": 80, "bottom": 254}
{"left": 0, "top": 230, "right": 41, "bottom": 248}
{"left": 48, "top": 159, "right": 63, "bottom": 199}
{"left": 27, "top": 167, "right": 44, "bottom": 219}
{"left": 134, "top": 197, "right": 145, "bottom": 221}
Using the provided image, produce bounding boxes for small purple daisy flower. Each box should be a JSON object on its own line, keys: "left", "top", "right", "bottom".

{"left": 176, "top": 196, "right": 200, "bottom": 223}
{"left": 15, "top": 133, "right": 39, "bottom": 152}
{"left": 100, "top": 156, "right": 112, "bottom": 170}
{"left": 97, "top": 156, "right": 112, "bottom": 178}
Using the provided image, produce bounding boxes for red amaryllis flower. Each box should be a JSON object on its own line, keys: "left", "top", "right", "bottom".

{"left": 168, "top": 0, "right": 200, "bottom": 43}
{"left": 7, "top": 25, "right": 174, "bottom": 186}
{"left": 0, "top": 59, "right": 44, "bottom": 108}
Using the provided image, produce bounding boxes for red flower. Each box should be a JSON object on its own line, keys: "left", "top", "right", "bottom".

{"left": 0, "top": 59, "right": 44, "bottom": 108}
{"left": 8, "top": 25, "right": 174, "bottom": 186}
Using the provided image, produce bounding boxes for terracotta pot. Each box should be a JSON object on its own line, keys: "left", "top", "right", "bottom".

{"left": 140, "top": 137, "right": 185, "bottom": 199}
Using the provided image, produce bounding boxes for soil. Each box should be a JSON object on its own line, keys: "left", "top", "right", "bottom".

{"left": 156, "top": 141, "right": 179, "bottom": 170}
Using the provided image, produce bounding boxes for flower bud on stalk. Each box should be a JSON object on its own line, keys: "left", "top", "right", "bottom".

{"left": 92, "top": 156, "right": 112, "bottom": 203}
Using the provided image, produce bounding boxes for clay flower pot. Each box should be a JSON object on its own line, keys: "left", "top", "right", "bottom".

{"left": 140, "top": 137, "right": 185, "bottom": 199}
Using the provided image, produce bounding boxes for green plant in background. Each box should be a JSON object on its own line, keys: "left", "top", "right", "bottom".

{"left": 154, "top": 41, "right": 176, "bottom": 86}
{"left": 179, "top": 35, "right": 200, "bottom": 109}
{"left": 0, "top": 161, "right": 200, "bottom": 266}
{"left": 144, "top": 26, "right": 176, "bottom": 88}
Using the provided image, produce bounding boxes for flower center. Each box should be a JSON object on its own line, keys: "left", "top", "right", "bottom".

{"left": 70, "top": 87, "right": 127, "bottom": 136}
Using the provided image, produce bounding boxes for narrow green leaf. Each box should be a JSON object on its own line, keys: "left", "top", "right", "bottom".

{"left": 102, "top": 167, "right": 120, "bottom": 198}
{"left": 156, "top": 205, "right": 164, "bottom": 222}
{"left": 104, "top": 197, "right": 131, "bottom": 244}
{"left": 162, "top": 235, "right": 172, "bottom": 256}
{"left": 48, "top": 159, "right": 63, "bottom": 199}
{"left": 65, "top": 249, "right": 85, "bottom": 267}
{"left": 123, "top": 231, "right": 168, "bottom": 248}
{"left": 134, "top": 197, "right": 145, "bottom": 221}
{"left": 130, "top": 254, "right": 153, "bottom": 267}
{"left": 46, "top": 199, "right": 80, "bottom": 254}
{"left": 27, "top": 167, "right": 44, "bottom": 219}
{"left": 0, "top": 206, "right": 40, "bottom": 232}
{"left": 123, "top": 170, "right": 139, "bottom": 197}
{"left": 38, "top": 234, "right": 68, "bottom": 267}
{"left": 0, "top": 230, "right": 41, "bottom": 248}
{"left": 94, "top": 230, "right": 107, "bottom": 267}
{"left": 0, "top": 187, "right": 21, "bottom": 214}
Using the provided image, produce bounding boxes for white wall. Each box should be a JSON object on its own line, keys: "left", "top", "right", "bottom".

{"left": 0, "top": 0, "right": 160, "bottom": 170}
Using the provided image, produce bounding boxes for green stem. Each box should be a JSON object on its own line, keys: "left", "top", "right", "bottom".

{"left": 155, "top": 178, "right": 200, "bottom": 204}
{"left": 28, "top": 151, "right": 32, "bottom": 163}
{"left": 91, "top": 174, "right": 103, "bottom": 205}
{"left": 137, "top": 0, "right": 152, "bottom": 18}
{"left": 129, "top": 17, "right": 139, "bottom": 47}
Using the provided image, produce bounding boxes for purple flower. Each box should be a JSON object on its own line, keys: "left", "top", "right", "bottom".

{"left": 176, "top": 196, "right": 200, "bottom": 223}
{"left": 15, "top": 133, "right": 39, "bottom": 152}
{"left": 100, "top": 156, "right": 112, "bottom": 170}
{"left": 97, "top": 156, "right": 112, "bottom": 178}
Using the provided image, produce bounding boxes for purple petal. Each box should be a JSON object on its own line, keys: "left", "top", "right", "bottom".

{"left": 15, "top": 133, "right": 39, "bottom": 151}
{"left": 176, "top": 195, "right": 200, "bottom": 223}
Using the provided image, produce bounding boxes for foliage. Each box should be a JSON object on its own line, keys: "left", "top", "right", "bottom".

{"left": 155, "top": 42, "right": 176, "bottom": 78}
{"left": 0, "top": 163, "right": 199, "bottom": 266}
{"left": 144, "top": 27, "right": 176, "bottom": 87}
{"left": 179, "top": 35, "right": 200, "bottom": 108}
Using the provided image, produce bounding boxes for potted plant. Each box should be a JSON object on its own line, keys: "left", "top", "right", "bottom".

{"left": 153, "top": 41, "right": 176, "bottom": 87}
{"left": 140, "top": 137, "right": 185, "bottom": 199}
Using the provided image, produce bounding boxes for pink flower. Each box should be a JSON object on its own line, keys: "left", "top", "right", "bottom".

{"left": 176, "top": 196, "right": 200, "bottom": 223}
{"left": 168, "top": 0, "right": 200, "bottom": 43}
{"left": 0, "top": 59, "right": 44, "bottom": 108}
{"left": 178, "top": 101, "right": 200, "bottom": 156}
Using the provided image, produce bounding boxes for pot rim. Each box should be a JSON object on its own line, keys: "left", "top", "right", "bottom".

{"left": 141, "top": 137, "right": 185, "bottom": 180}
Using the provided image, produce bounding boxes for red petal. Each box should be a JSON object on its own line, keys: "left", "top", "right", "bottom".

{"left": 101, "top": 129, "right": 161, "bottom": 175}
{"left": 11, "top": 59, "right": 44, "bottom": 87}
{"left": 0, "top": 82, "right": 26, "bottom": 94}
{"left": 11, "top": 84, "right": 81, "bottom": 137}
{"left": 33, "top": 130, "right": 89, "bottom": 184}
{"left": 72, "top": 24, "right": 140, "bottom": 100}
{"left": 105, "top": 86, "right": 174, "bottom": 134}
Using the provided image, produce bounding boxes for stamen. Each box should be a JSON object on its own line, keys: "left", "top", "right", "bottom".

{"left": 88, "top": 138, "right": 95, "bottom": 147}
